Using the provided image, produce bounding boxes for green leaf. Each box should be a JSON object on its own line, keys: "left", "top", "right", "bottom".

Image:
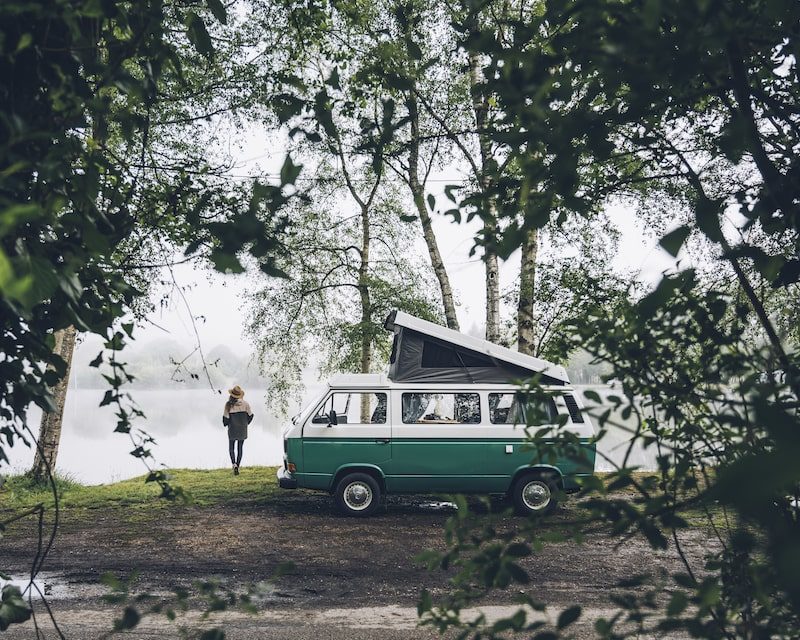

{"left": 659, "top": 225, "right": 691, "bottom": 257}
{"left": 186, "top": 12, "right": 214, "bottom": 58}
{"left": 114, "top": 606, "right": 140, "bottom": 631}
{"left": 78, "top": 0, "right": 107, "bottom": 17}
{"left": 326, "top": 68, "right": 341, "bottom": 91}
{"left": 0, "top": 585, "right": 32, "bottom": 631}
{"left": 0, "top": 250, "right": 33, "bottom": 306}
{"left": 417, "top": 589, "right": 432, "bottom": 616}
{"left": 58, "top": 270, "right": 83, "bottom": 301}
{"left": 15, "top": 33, "right": 33, "bottom": 53}
{"left": 210, "top": 251, "right": 244, "bottom": 274}
{"left": 279, "top": 155, "right": 303, "bottom": 185}
{"left": 666, "top": 592, "right": 688, "bottom": 616}
{"left": 505, "top": 542, "right": 531, "bottom": 557}
{"left": 27, "top": 256, "right": 59, "bottom": 303}
{"left": 582, "top": 389, "right": 601, "bottom": 403}
{"left": 206, "top": 0, "right": 227, "bottom": 24}
{"left": 407, "top": 40, "right": 423, "bottom": 60}
{"left": 556, "top": 605, "right": 581, "bottom": 629}
{"left": 200, "top": 629, "right": 225, "bottom": 640}
{"left": 694, "top": 198, "right": 723, "bottom": 242}
{"left": 0, "top": 204, "right": 42, "bottom": 237}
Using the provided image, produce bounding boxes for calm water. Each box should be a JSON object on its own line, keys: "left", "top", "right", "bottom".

{"left": 4, "top": 388, "right": 303, "bottom": 484}
{"left": 4, "top": 385, "right": 656, "bottom": 485}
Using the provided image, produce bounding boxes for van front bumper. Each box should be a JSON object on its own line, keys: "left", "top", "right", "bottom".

{"left": 277, "top": 467, "right": 298, "bottom": 489}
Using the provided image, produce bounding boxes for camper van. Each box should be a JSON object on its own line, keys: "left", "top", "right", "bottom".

{"left": 277, "top": 311, "right": 596, "bottom": 517}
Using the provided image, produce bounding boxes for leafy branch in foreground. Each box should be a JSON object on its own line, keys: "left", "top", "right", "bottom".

{"left": 1, "top": 0, "right": 299, "bottom": 633}
{"left": 417, "top": 0, "right": 800, "bottom": 637}
{"left": 96, "top": 562, "right": 295, "bottom": 639}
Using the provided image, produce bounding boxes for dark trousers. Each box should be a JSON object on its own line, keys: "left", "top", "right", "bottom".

{"left": 229, "top": 439, "right": 244, "bottom": 465}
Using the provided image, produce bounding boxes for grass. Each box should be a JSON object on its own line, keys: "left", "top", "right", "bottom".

{"left": 0, "top": 467, "right": 727, "bottom": 535}
{"left": 0, "top": 466, "right": 282, "bottom": 513}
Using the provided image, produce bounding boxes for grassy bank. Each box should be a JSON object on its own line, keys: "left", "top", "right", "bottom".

{"left": 0, "top": 466, "right": 281, "bottom": 512}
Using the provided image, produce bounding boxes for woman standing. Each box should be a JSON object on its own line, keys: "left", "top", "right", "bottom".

{"left": 223, "top": 385, "right": 253, "bottom": 475}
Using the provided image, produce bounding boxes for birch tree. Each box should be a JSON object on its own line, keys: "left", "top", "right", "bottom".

{"left": 246, "top": 174, "right": 439, "bottom": 412}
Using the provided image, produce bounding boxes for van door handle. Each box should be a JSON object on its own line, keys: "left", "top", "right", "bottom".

{"left": 375, "top": 438, "right": 390, "bottom": 444}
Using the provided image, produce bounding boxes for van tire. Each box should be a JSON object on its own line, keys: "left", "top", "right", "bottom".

{"left": 334, "top": 473, "right": 381, "bottom": 517}
{"left": 512, "top": 473, "right": 557, "bottom": 517}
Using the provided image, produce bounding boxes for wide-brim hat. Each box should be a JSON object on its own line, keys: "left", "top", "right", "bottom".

{"left": 228, "top": 385, "right": 245, "bottom": 399}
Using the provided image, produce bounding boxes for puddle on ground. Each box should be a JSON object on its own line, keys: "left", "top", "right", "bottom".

{"left": 418, "top": 501, "right": 458, "bottom": 512}
{"left": 1, "top": 574, "right": 68, "bottom": 600}
{"left": 0, "top": 574, "right": 110, "bottom": 601}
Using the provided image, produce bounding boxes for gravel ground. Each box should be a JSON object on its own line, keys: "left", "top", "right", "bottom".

{"left": 0, "top": 484, "right": 712, "bottom": 638}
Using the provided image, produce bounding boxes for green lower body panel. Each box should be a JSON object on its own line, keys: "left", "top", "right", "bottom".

{"left": 295, "top": 472, "right": 333, "bottom": 491}
{"left": 288, "top": 437, "right": 596, "bottom": 495}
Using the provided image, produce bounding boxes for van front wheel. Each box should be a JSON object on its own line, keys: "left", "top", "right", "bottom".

{"left": 512, "top": 474, "right": 557, "bottom": 516}
{"left": 334, "top": 473, "right": 381, "bottom": 517}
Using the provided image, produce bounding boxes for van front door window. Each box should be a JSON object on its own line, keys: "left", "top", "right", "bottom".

{"left": 313, "top": 393, "right": 387, "bottom": 424}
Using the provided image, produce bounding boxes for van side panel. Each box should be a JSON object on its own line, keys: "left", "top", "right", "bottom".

{"left": 482, "top": 440, "right": 597, "bottom": 487}
{"left": 386, "top": 438, "right": 596, "bottom": 494}
{"left": 385, "top": 437, "right": 507, "bottom": 493}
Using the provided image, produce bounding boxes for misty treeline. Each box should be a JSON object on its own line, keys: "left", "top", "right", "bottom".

{"left": 1, "top": 0, "right": 800, "bottom": 637}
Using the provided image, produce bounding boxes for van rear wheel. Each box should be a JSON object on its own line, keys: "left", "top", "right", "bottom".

{"left": 334, "top": 473, "right": 381, "bottom": 517}
{"left": 512, "top": 473, "right": 557, "bottom": 516}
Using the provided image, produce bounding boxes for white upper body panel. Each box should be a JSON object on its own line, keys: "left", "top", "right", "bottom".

{"left": 283, "top": 377, "right": 595, "bottom": 440}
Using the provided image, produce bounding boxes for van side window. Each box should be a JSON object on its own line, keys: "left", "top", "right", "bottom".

{"left": 401, "top": 393, "right": 480, "bottom": 424}
{"left": 488, "top": 393, "right": 555, "bottom": 426}
{"left": 313, "top": 393, "right": 387, "bottom": 424}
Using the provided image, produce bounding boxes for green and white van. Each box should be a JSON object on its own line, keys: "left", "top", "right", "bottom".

{"left": 277, "top": 311, "right": 596, "bottom": 516}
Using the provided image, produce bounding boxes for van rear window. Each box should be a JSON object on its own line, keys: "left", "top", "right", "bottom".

{"left": 488, "top": 393, "right": 556, "bottom": 426}
{"left": 402, "top": 393, "right": 480, "bottom": 424}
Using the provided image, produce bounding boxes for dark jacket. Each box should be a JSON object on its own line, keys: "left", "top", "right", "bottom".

{"left": 223, "top": 399, "right": 253, "bottom": 440}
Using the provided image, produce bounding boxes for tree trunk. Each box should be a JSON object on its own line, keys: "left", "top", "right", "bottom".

{"left": 517, "top": 228, "right": 539, "bottom": 355}
{"left": 468, "top": 51, "right": 501, "bottom": 343}
{"left": 358, "top": 205, "right": 373, "bottom": 422}
{"left": 31, "top": 325, "right": 77, "bottom": 482}
{"left": 483, "top": 235, "right": 501, "bottom": 343}
{"left": 407, "top": 91, "right": 460, "bottom": 331}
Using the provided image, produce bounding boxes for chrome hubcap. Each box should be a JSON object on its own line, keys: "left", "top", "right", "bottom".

{"left": 343, "top": 481, "right": 372, "bottom": 511}
{"left": 522, "top": 480, "right": 551, "bottom": 511}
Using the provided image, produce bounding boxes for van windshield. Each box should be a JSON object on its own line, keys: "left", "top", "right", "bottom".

{"left": 296, "top": 389, "right": 329, "bottom": 426}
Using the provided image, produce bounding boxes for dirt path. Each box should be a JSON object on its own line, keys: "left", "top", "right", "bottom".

{"left": 0, "top": 488, "right": 711, "bottom": 638}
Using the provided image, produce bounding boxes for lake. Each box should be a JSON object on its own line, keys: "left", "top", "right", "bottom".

{"left": 4, "top": 385, "right": 657, "bottom": 485}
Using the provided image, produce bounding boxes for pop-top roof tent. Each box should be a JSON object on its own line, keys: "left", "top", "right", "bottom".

{"left": 384, "top": 310, "right": 569, "bottom": 386}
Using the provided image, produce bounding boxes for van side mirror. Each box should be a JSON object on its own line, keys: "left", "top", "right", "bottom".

{"left": 328, "top": 409, "right": 338, "bottom": 427}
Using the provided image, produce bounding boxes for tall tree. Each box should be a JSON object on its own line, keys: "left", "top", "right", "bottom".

{"left": 30, "top": 325, "right": 77, "bottom": 482}
{"left": 516, "top": 228, "right": 538, "bottom": 354}
{"left": 246, "top": 175, "right": 439, "bottom": 412}
{"left": 17, "top": 0, "right": 289, "bottom": 481}
{"left": 268, "top": 0, "right": 462, "bottom": 330}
